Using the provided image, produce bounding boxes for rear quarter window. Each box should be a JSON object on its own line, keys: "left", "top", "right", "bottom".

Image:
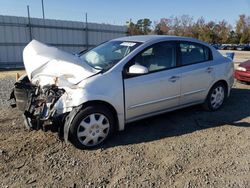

{"left": 180, "top": 42, "right": 212, "bottom": 66}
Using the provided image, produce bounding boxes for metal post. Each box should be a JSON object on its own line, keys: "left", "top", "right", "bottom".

{"left": 41, "top": 0, "right": 45, "bottom": 19}
{"left": 85, "top": 12, "right": 89, "bottom": 50}
{"left": 27, "top": 5, "right": 32, "bottom": 41}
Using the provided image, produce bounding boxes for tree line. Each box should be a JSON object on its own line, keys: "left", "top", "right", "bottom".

{"left": 127, "top": 15, "right": 250, "bottom": 44}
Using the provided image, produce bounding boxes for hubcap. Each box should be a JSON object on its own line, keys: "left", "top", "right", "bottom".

{"left": 77, "top": 113, "right": 110, "bottom": 147}
{"left": 210, "top": 86, "right": 225, "bottom": 109}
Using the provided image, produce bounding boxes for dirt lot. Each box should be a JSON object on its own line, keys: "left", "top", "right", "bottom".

{"left": 219, "top": 50, "right": 250, "bottom": 63}
{"left": 0, "top": 70, "right": 25, "bottom": 79}
{"left": 1, "top": 53, "right": 250, "bottom": 187}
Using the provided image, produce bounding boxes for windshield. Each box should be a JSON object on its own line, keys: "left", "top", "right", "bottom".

{"left": 80, "top": 41, "right": 141, "bottom": 70}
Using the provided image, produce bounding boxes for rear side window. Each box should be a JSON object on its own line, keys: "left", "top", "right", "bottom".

{"left": 179, "top": 42, "right": 212, "bottom": 65}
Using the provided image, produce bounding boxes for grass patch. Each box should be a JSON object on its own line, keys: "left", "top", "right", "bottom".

{"left": 0, "top": 70, "right": 26, "bottom": 79}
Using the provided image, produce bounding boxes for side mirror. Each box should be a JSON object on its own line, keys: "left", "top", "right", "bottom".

{"left": 128, "top": 64, "right": 148, "bottom": 75}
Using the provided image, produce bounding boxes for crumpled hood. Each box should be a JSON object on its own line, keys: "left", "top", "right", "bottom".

{"left": 23, "top": 40, "right": 99, "bottom": 87}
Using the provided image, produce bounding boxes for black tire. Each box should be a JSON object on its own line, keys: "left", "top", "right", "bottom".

{"left": 69, "top": 105, "right": 115, "bottom": 149}
{"left": 203, "top": 82, "right": 227, "bottom": 111}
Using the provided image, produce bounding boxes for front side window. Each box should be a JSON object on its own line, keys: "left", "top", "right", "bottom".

{"left": 129, "top": 42, "right": 176, "bottom": 73}
{"left": 180, "top": 42, "right": 211, "bottom": 65}
{"left": 80, "top": 41, "right": 141, "bottom": 70}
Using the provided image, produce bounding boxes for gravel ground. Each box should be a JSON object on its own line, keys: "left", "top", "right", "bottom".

{"left": 0, "top": 77, "right": 15, "bottom": 106}
{"left": 0, "top": 75, "right": 250, "bottom": 187}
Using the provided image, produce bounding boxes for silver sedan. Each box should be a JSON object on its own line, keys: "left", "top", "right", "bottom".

{"left": 11, "top": 35, "right": 234, "bottom": 149}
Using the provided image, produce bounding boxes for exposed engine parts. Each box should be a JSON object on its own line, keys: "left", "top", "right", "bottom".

{"left": 10, "top": 76, "right": 65, "bottom": 131}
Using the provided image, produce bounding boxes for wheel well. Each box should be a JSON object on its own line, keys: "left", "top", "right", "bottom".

{"left": 212, "top": 80, "right": 228, "bottom": 95}
{"left": 81, "top": 100, "right": 119, "bottom": 131}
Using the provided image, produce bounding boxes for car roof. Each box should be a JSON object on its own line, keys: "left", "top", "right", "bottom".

{"left": 111, "top": 35, "right": 223, "bottom": 60}
{"left": 112, "top": 35, "right": 200, "bottom": 43}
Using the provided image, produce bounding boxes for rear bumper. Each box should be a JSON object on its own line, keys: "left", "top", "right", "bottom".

{"left": 234, "top": 70, "right": 250, "bottom": 82}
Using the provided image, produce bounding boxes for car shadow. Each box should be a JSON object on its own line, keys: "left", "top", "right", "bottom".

{"left": 103, "top": 87, "right": 250, "bottom": 149}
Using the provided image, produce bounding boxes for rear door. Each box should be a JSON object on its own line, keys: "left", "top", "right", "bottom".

{"left": 178, "top": 42, "right": 215, "bottom": 105}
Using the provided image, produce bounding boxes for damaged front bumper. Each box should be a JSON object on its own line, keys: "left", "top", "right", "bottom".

{"left": 9, "top": 76, "right": 67, "bottom": 132}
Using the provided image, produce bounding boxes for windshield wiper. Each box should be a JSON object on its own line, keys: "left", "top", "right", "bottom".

{"left": 93, "top": 65, "right": 103, "bottom": 70}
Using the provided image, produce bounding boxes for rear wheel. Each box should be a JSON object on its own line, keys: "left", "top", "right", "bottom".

{"left": 203, "top": 82, "right": 226, "bottom": 111}
{"left": 69, "top": 105, "right": 115, "bottom": 149}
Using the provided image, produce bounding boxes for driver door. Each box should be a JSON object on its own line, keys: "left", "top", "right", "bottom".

{"left": 123, "top": 41, "right": 181, "bottom": 122}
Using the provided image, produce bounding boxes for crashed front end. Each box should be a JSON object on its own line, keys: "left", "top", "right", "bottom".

{"left": 9, "top": 40, "right": 99, "bottom": 137}
{"left": 10, "top": 75, "right": 66, "bottom": 132}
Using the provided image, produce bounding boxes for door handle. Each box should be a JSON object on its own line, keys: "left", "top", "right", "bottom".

{"left": 168, "top": 76, "right": 180, "bottom": 83}
{"left": 205, "top": 67, "right": 213, "bottom": 73}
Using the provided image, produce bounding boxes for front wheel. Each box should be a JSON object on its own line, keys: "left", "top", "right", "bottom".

{"left": 69, "top": 105, "right": 115, "bottom": 149}
{"left": 203, "top": 82, "right": 226, "bottom": 111}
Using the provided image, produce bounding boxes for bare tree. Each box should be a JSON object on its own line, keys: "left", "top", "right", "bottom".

{"left": 129, "top": 14, "right": 250, "bottom": 44}
{"left": 236, "top": 14, "right": 250, "bottom": 44}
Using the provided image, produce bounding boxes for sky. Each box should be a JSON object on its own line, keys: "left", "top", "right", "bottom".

{"left": 0, "top": 0, "right": 249, "bottom": 26}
